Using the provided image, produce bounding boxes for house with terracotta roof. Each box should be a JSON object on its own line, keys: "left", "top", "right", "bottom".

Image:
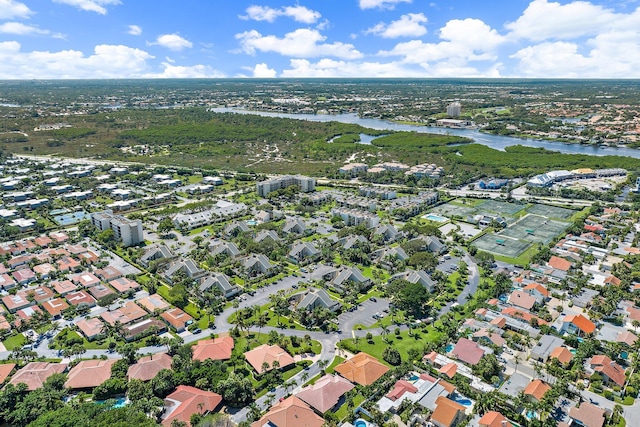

{"left": 568, "top": 402, "right": 606, "bottom": 427}
{"left": 244, "top": 344, "right": 295, "bottom": 373}
{"left": 101, "top": 301, "right": 146, "bottom": 325}
{"left": 297, "top": 374, "right": 354, "bottom": 414}
{"left": 548, "top": 255, "right": 572, "bottom": 272}
{"left": 0, "top": 315, "right": 11, "bottom": 331}
{"left": 0, "top": 273, "right": 16, "bottom": 290}
{"left": 192, "top": 336, "right": 234, "bottom": 362}
{"left": 9, "top": 362, "right": 67, "bottom": 390}
{"left": 49, "top": 231, "right": 69, "bottom": 243}
{"left": 162, "top": 385, "right": 222, "bottom": 427}
{"left": 160, "top": 307, "right": 194, "bottom": 332}
{"left": 451, "top": 338, "right": 485, "bottom": 366}
{"left": 41, "top": 298, "right": 69, "bottom": 319}
{"left": 95, "top": 266, "right": 123, "bottom": 282}
{"left": 52, "top": 279, "right": 77, "bottom": 295}
{"left": 523, "top": 283, "right": 550, "bottom": 302}
{"left": 65, "top": 359, "right": 116, "bottom": 390}
{"left": 76, "top": 317, "right": 104, "bottom": 341}
{"left": 550, "top": 346, "right": 573, "bottom": 366}
{"left": 12, "top": 268, "right": 35, "bottom": 285}
{"left": 523, "top": 379, "right": 551, "bottom": 403}
{"left": 65, "top": 290, "right": 97, "bottom": 308}
{"left": 137, "top": 293, "right": 171, "bottom": 313}
{"left": 250, "top": 396, "right": 324, "bottom": 427}
{"left": 589, "top": 355, "right": 626, "bottom": 387}
{"left": 2, "top": 292, "right": 34, "bottom": 313}
{"left": 128, "top": 353, "right": 173, "bottom": 381}
{"left": 562, "top": 314, "right": 597, "bottom": 336}
{"left": 508, "top": 290, "right": 538, "bottom": 310}
{"left": 617, "top": 330, "right": 637, "bottom": 347}
{"left": 72, "top": 272, "right": 100, "bottom": 287}
{"left": 430, "top": 396, "right": 466, "bottom": 427}
{"left": 439, "top": 363, "right": 458, "bottom": 379}
{"left": 33, "top": 263, "right": 56, "bottom": 279}
{"left": 56, "top": 256, "right": 80, "bottom": 272}
{"left": 334, "top": 352, "right": 389, "bottom": 386}
{"left": 478, "top": 411, "right": 514, "bottom": 427}
{"left": 108, "top": 277, "right": 140, "bottom": 293}
{"left": 0, "top": 363, "right": 16, "bottom": 384}
{"left": 88, "top": 284, "right": 116, "bottom": 300}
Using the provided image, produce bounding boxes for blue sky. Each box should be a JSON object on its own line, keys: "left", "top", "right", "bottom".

{"left": 1, "top": 0, "right": 639, "bottom": 78}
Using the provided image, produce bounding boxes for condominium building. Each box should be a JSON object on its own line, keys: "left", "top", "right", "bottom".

{"left": 447, "top": 102, "right": 461, "bottom": 117}
{"left": 256, "top": 175, "right": 315, "bottom": 197}
{"left": 91, "top": 210, "right": 143, "bottom": 247}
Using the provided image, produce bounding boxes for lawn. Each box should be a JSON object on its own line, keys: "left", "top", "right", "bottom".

{"left": 325, "top": 356, "right": 345, "bottom": 374}
{"left": 338, "top": 326, "right": 442, "bottom": 364}
{"left": 334, "top": 393, "right": 364, "bottom": 420}
{"left": 3, "top": 333, "right": 26, "bottom": 350}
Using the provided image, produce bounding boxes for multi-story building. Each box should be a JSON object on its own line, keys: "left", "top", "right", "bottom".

{"left": 91, "top": 210, "right": 143, "bottom": 247}
{"left": 256, "top": 175, "right": 316, "bottom": 197}
{"left": 447, "top": 101, "right": 461, "bottom": 117}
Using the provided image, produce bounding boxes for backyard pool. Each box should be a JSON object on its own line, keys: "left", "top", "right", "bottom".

{"left": 354, "top": 419, "right": 369, "bottom": 427}
{"left": 453, "top": 397, "right": 473, "bottom": 407}
{"left": 95, "top": 397, "right": 127, "bottom": 408}
{"left": 445, "top": 344, "right": 454, "bottom": 353}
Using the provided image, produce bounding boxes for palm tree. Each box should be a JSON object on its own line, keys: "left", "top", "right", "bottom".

{"left": 301, "top": 371, "right": 310, "bottom": 384}
{"left": 514, "top": 354, "right": 521, "bottom": 374}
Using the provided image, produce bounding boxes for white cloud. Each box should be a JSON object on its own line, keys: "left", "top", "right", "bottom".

{"left": 236, "top": 28, "right": 362, "bottom": 59}
{"left": 145, "top": 63, "right": 225, "bottom": 78}
{"left": 511, "top": 31, "right": 640, "bottom": 77}
{"left": 249, "top": 63, "right": 277, "bottom": 78}
{"left": 0, "top": 22, "right": 50, "bottom": 36}
{"left": 358, "top": 0, "right": 411, "bottom": 10}
{"left": 380, "top": 18, "right": 505, "bottom": 63}
{"left": 241, "top": 5, "right": 321, "bottom": 24}
{"left": 365, "top": 13, "right": 427, "bottom": 38}
{"left": 149, "top": 34, "right": 193, "bottom": 51}
{"left": 505, "top": 0, "right": 618, "bottom": 41}
{"left": 52, "top": 0, "right": 121, "bottom": 15}
{"left": 0, "top": 0, "right": 33, "bottom": 19}
{"left": 0, "top": 42, "right": 153, "bottom": 78}
{"left": 280, "top": 58, "right": 423, "bottom": 77}
{"left": 128, "top": 25, "right": 142, "bottom": 36}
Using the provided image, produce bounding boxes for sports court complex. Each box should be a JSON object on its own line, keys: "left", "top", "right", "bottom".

{"left": 429, "top": 199, "right": 576, "bottom": 258}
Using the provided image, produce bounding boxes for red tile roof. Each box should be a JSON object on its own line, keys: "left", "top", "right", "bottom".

{"left": 334, "top": 352, "right": 389, "bottom": 386}
{"left": 244, "top": 344, "right": 295, "bottom": 373}
{"left": 431, "top": 396, "right": 466, "bottom": 427}
{"left": 9, "top": 362, "right": 67, "bottom": 390}
{"left": 192, "top": 336, "right": 234, "bottom": 362}
{"left": 65, "top": 359, "right": 116, "bottom": 389}
{"left": 548, "top": 256, "right": 572, "bottom": 271}
{"left": 0, "top": 363, "right": 16, "bottom": 384}
{"left": 163, "top": 385, "right": 222, "bottom": 427}
{"left": 451, "top": 338, "right": 484, "bottom": 365}
{"left": 128, "top": 353, "right": 173, "bottom": 381}
{"left": 523, "top": 379, "right": 551, "bottom": 402}
{"left": 251, "top": 396, "right": 324, "bottom": 427}
{"left": 565, "top": 314, "right": 596, "bottom": 334}
{"left": 386, "top": 379, "right": 418, "bottom": 401}
{"left": 297, "top": 374, "right": 355, "bottom": 413}
{"left": 589, "top": 355, "right": 626, "bottom": 386}
{"left": 479, "top": 411, "right": 514, "bottom": 427}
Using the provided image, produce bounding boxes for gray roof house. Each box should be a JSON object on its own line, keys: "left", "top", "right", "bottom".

{"left": 241, "top": 254, "right": 273, "bottom": 277}
{"left": 530, "top": 334, "right": 565, "bottom": 363}
{"left": 282, "top": 218, "right": 311, "bottom": 236}
{"left": 337, "top": 235, "right": 369, "bottom": 251}
{"left": 140, "top": 245, "right": 174, "bottom": 267}
{"left": 372, "top": 224, "right": 401, "bottom": 242}
{"left": 323, "top": 266, "right": 371, "bottom": 294}
{"left": 288, "top": 242, "right": 321, "bottom": 264}
{"left": 408, "top": 235, "right": 447, "bottom": 254}
{"left": 254, "top": 229, "right": 281, "bottom": 243}
{"left": 372, "top": 246, "right": 409, "bottom": 268}
{"left": 199, "top": 273, "right": 241, "bottom": 299}
{"left": 390, "top": 269, "right": 437, "bottom": 293}
{"left": 162, "top": 259, "right": 205, "bottom": 283}
{"left": 223, "top": 221, "right": 250, "bottom": 238}
{"left": 296, "top": 289, "right": 340, "bottom": 312}
{"left": 209, "top": 240, "right": 241, "bottom": 258}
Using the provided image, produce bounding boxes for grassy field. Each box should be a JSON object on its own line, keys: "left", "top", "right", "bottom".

{"left": 2, "top": 333, "right": 26, "bottom": 350}
{"left": 338, "top": 326, "right": 442, "bottom": 363}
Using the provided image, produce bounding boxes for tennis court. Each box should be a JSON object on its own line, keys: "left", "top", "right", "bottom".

{"left": 474, "top": 234, "right": 531, "bottom": 258}
{"left": 477, "top": 200, "right": 526, "bottom": 216}
{"left": 431, "top": 203, "right": 476, "bottom": 218}
{"left": 499, "top": 215, "right": 568, "bottom": 244}
{"left": 527, "top": 204, "right": 575, "bottom": 220}
{"left": 54, "top": 211, "right": 90, "bottom": 225}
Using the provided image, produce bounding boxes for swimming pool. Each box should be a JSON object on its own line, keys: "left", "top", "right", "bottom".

{"left": 454, "top": 397, "right": 473, "bottom": 407}
{"left": 422, "top": 213, "right": 449, "bottom": 223}
{"left": 247, "top": 220, "right": 257, "bottom": 225}
{"left": 408, "top": 375, "right": 419, "bottom": 382}
{"left": 95, "top": 397, "right": 127, "bottom": 408}
{"left": 354, "top": 419, "right": 368, "bottom": 427}
{"left": 445, "top": 344, "right": 454, "bottom": 353}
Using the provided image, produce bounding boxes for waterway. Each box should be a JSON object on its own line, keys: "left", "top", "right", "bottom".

{"left": 211, "top": 107, "right": 640, "bottom": 159}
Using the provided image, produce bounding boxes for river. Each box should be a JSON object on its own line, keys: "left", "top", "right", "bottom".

{"left": 211, "top": 107, "right": 640, "bottom": 159}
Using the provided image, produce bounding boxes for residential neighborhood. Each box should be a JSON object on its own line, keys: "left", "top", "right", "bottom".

{"left": 0, "top": 154, "right": 637, "bottom": 427}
